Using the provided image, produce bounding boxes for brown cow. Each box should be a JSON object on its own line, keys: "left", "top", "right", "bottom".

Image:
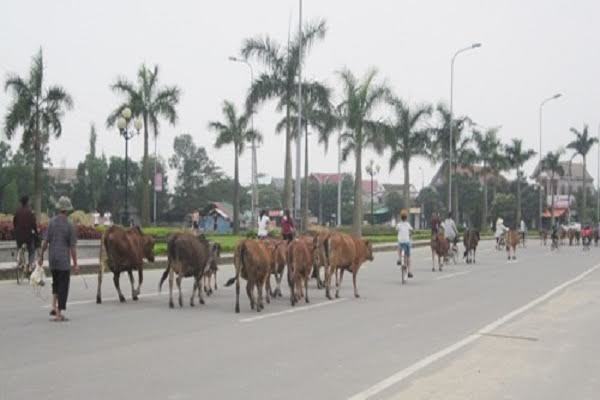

{"left": 286, "top": 238, "right": 314, "bottom": 306}
{"left": 321, "top": 233, "right": 373, "bottom": 299}
{"left": 97, "top": 226, "right": 155, "bottom": 304}
{"left": 431, "top": 232, "right": 449, "bottom": 271}
{"left": 263, "top": 239, "right": 287, "bottom": 298}
{"left": 463, "top": 229, "right": 480, "bottom": 264}
{"left": 158, "top": 232, "right": 212, "bottom": 308}
{"left": 225, "top": 239, "right": 271, "bottom": 313}
{"left": 505, "top": 229, "right": 520, "bottom": 260}
{"left": 203, "top": 242, "right": 222, "bottom": 296}
{"left": 311, "top": 230, "right": 331, "bottom": 289}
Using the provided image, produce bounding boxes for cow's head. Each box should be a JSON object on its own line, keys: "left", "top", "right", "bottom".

{"left": 143, "top": 234, "right": 155, "bottom": 262}
{"left": 363, "top": 239, "right": 374, "bottom": 261}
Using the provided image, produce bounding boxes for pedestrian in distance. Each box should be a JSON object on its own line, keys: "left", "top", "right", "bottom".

{"left": 257, "top": 210, "right": 270, "bottom": 239}
{"left": 39, "top": 196, "right": 79, "bottom": 322}
{"left": 281, "top": 209, "right": 295, "bottom": 242}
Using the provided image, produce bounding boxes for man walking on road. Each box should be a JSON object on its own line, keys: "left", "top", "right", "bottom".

{"left": 13, "top": 195, "right": 38, "bottom": 274}
{"left": 39, "top": 196, "right": 79, "bottom": 322}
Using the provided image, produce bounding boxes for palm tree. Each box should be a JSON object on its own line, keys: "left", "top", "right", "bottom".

{"left": 432, "top": 103, "right": 472, "bottom": 220}
{"left": 542, "top": 150, "right": 565, "bottom": 226}
{"left": 505, "top": 138, "right": 536, "bottom": 226}
{"left": 107, "top": 64, "right": 181, "bottom": 226}
{"left": 275, "top": 80, "right": 333, "bottom": 230}
{"left": 567, "top": 125, "right": 598, "bottom": 222}
{"left": 337, "top": 69, "right": 389, "bottom": 236}
{"left": 473, "top": 128, "right": 502, "bottom": 229}
{"left": 4, "top": 49, "right": 73, "bottom": 218}
{"left": 209, "top": 101, "right": 261, "bottom": 234}
{"left": 242, "top": 19, "right": 327, "bottom": 211}
{"left": 384, "top": 97, "right": 432, "bottom": 210}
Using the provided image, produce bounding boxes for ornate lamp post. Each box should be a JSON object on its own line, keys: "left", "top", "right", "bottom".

{"left": 366, "top": 160, "right": 380, "bottom": 225}
{"left": 117, "top": 107, "right": 142, "bottom": 226}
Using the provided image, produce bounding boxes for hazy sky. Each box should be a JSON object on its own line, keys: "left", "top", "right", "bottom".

{"left": 1, "top": 0, "right": 599, "bottom": 190}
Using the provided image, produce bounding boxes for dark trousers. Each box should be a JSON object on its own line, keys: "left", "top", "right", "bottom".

{"left": 282, "top": 233, "right": 294, "bottom": 242}
{"left": 51, "top": 270, "right": 70, "bottom": 311}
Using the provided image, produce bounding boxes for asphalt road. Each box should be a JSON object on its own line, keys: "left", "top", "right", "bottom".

{"left": 1, "top": 240, "right": 599, "bottom": 400}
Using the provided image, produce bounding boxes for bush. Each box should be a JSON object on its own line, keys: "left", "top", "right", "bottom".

{"left": 0, "top": 221, "right": 101, "bottom": 241}
{"left": 70, "top": 210, "right": 94, "bottom": 227}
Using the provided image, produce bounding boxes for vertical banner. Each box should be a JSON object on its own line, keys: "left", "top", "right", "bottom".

{"left": 154, "top": 172, "right": 163, "bottom": 192}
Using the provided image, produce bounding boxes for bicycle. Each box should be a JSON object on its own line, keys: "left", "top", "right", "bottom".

{"left": 14, "top": 244, "right": 29, "bottom": 285}
{"left": 397, "top": 244, "right": 409, "bottom": 284}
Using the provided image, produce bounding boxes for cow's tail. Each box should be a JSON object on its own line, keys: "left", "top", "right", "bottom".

{"left": 158, "top": 264, "right": 170, "bottom": 292}
{"left": 324, "top": 236, "right": 331, "bottom": 266}
{"left": 225, "top": 241, "right": 246, "bottom": 287}
{"left": 99, "top": 230, "right": 109, "bottom": 274}
{"left": 159, "top": 236, "right": 177, "bottom": 292}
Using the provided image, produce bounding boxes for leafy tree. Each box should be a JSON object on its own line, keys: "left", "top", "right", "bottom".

{"left": 99, "top": 156, "right": 141, "bottom": 221}
{"left": 337, "top": 69, "right": 389, "bottom": 236}
{"left": 258, "top": 184, "right": 283, "bottom": 210}
{"left": 1, "top": 180, "right": 18, "bottom": 214}
{"left": 384, "top": 191, "right": 404, "bottom": 222}
{"left": 242, "top": 19, "right": 327, "bottom": 211}
{"left": 416, "top": 186, "right": 444, "bottom": 226}
{"left": 542, "top": 150, "right": 565, "bottom": 226}
{"left": 567, "top": 124, "right": 598, "bottom": 222}
{"left": 209, "top": 101, "right": 261, "bottom": 234}
{"left": 505, "top": 138, "right": 536, "bottom": 225}
{"left": 107, "top": 64, "right": 181, "bottom": 226}
{"left": 4, "top": 49, "right": 73, "bottom": 218}
{"left": 72, "top": 124, "right": 108, "bottom": 211}
{"left": 431, "top": 103, "right": 472, "bottom": 221}
{"left": 169, "top": 134, "right": 222, "bottom": 216}
{"left": 490, "top": 193, "right": 517, "bottom": 228}
{"left": 384, "top": 96, "right": 432, "bottom": 209}
{"left": 473, "top": 128, "right": 502, "bottom": 229}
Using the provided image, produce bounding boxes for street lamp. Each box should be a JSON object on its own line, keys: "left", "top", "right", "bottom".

{"left": 448, "top": 43, "right": 482, "bottom": 218}
{"left": 538, "top": 93, "right": 562, "bottom": 230}
{"left": 229, "top": 56, "right": 258, "bottom": 229}
{"left": 366, "top": 160, "right": 380, "bottom": 225}
{"left": 117, "top": 107, "right": 142, "bottom": 226}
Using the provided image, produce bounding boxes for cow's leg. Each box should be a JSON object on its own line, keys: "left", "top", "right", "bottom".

{"left": 246, "top": 280, "right": 255, "bottom": 310}
{"left": 136, "top": 267, "right": 143, "bottom": 299}
{"left": 127, "top": 270, "right": 138, "bottom": 301}
{"left": 197, "top": 273, "right": 205, "bottom": 305}
{"left": 431, "top": 249, "right": 435, "bottom": 272}
{"left": 352, "top": 268, "right": 360, "bottom": 298}
{"left": 276, "top": 269, "right": 283, "bottom": 297}
{"left": 168, "top": 266, "right": 175, "bottom": 308}
{"left": 335, "top": 267, "right": 343, "bottom": 299}
{"left": 190, "top": 279, "right": 197, "bottom": 307}
{"left": 113, "top": 271, "right": 126, "bottom": 303}
{"left": 325, "top": 265, "right": 333, "bottom": 300}
{"left": 256, "top": 281, "right": 264, "bottom": 312}
{"left": 176, "top": 274, "right": 183, "bottom": 308}
{"left": 235, "top": 272, "right": 240, "bottom": 314}
{"left": 304, "top": 275, "right": 310, "bottom": 303}
{"left": 96, "top": 259, "right": 105, "bottom": 304}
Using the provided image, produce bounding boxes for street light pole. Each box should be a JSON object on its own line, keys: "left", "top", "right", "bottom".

{"left": 597, "top": 123, "right": 600, "bottom": 223}
{"left": 229, "top": 56, "right": 257, "bottom": 229}
{"left": 295, "top": 0, "right": 303, "bottom": 230}
{"left": 117, "top": 108, "right": 142, "bottom": 226}
{"left": 366, "top": 160, "right": 380, "bottom": 225}
{"left": 538, "top": 93, "right": 562, "bottom": 230}
{"left": 337, "top": 130, "right": 342, "bottom": 226}
{"left": 449, "top": 43, "right": 482, "bottom": 218}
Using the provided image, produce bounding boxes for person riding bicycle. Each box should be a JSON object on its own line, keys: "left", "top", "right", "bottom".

{"left": 495, "top": 218, "right": 507, "bottom": 247}
{"left": 551, "top": 222, "right": 560, "bottom": 245}
{"left": 13, "top": 195, "right": 38, "bottom": 274}
{"left": 442, "top": 212, "right": 458, "bottom": 249}
{"left": 518, "top": 219, "right": 527, "bottom": 245}
{"left": 396, "top": 209, "right": 413, "bottom": 279}
{"left": 581, "top": 224, "right": 593, "bottom": 247}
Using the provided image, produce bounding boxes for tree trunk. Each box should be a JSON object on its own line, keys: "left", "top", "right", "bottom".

{"left": 352, "top": 138, "right": 363, "bottom": 237}
{"left": 403, "top": 158, "right": 410, "bottom": 211}
{"left": 302, "top": 125, "right": 309, "bottom": 231}
{"left": 516, "top": 168, "right": 522, "bottom": 225}
{"left": 550, "top": 172, "right": 556, "bottom": 227}
{"left": 141, "top": 114, "right": 150, "bottom": 226}
{"left": 233, "top": 144, "right": 240, "bottom": 234}
{"left": 283, "top": 102, "right": 293, "bottom": 210}
{"left": 33, "top": 130, "right": 42, "bottom": 220}
{"left": 482, "top": 174, "right": 488, "bottom": 231}
{"left": 453, "top": 167, "right": 459, "bottom": 223}
{"left": 582, "top": 155, "right": 587, "bottom": 222}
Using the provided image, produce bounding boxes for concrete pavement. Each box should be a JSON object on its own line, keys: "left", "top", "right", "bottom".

{"left": 1, "top": 241, "right": 599, "bottom": 400}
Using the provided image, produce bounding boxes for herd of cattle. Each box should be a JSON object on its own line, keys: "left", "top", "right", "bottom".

{"left": 96, "top": 226, "right": 373, "bottom": 313}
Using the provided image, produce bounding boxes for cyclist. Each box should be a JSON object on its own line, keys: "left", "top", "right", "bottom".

{"left": 396, "top": 209, "right": 413, "bottom": 278}
{"left": 442, "top": 212, "right": 458, "bottom": 248}
{"left": 13, "top": 195, "right": 38, "bottom": 274}
{"left": 519, "top": 219, "right": 527, "bottom": 246}
{"left": 495, "top": 218, "right": 507, "bottom": 248}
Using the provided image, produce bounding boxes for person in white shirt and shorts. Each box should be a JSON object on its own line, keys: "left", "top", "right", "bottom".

{"left": 396, "top": 210, "right": 414, "bottom": 278}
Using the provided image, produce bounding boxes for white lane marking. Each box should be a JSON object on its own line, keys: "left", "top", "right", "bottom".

{"left": 434, "top": 271, "right": 471, "bottom": 281}
{"left": 348, "top": 262, "right": 600, "bottom": 400}
{"left": 239, "top": 298, "right": 347, "bottom": 323}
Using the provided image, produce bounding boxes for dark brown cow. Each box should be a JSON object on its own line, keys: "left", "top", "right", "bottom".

{"left": 286, "top": 238, "right": 314, "bottom": 306}
{"left": 505, "top": 229, "right": 520, "bottom": 260}
{"left": 431, "top": 232, "right": 448, "bottom": 272}
{"left": 97, "top": 226, "right": 155, "bottom": 304}
{"left": 225, "top": 239, "right": 271, "bottom": 313}
{"left": 203, "top": 242, "right": 221, "bottom": 296}
{"left": 263, "top": 239, "right": 287, "bottom": 298}
{"left": 463, "top": 229, "right": 480, "bottom": 264}
{"left": 158, "top": 232, "right": 212, "bottom": 308}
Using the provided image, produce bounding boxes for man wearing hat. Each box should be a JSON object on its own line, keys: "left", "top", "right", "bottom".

{"left": 39, "top": 196, "right": 79, "bottom": 322}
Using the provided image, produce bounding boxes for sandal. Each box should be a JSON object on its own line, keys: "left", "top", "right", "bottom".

{"left": 49, "top": 310, "right": 56, "bottom": 316}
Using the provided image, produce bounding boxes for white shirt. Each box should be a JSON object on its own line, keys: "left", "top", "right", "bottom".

{"left": 495, "top": 223, "right": 507, "bottom": 238}
{"left": 442, "top": 219, "right": 457, "bottom": 239}
{"left": 257, "top": 215, "right": 270, "bottom": 237}
{"left": 396, "top": 221, "right": 413, "bottom": 243}
{"left": 519, "top": 220, "right": 526, "bottom": 232}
